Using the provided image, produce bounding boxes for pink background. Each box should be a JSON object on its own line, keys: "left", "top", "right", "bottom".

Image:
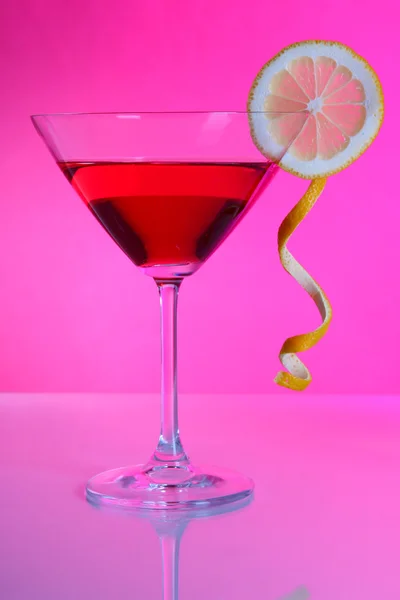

{"left": 0, "top": 0, "right": 398, "bottom": 394}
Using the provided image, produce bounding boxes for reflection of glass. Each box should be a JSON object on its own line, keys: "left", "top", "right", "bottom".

{"left": 31, "top": 112, "right": 286, "bottom": 510}
{"left": 89, "top": 496, "right": 308, "bottom": 600}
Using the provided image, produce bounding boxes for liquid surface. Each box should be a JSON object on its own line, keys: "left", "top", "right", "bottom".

{"left": 59, "top": 161, "right": 273, "bottom": 276}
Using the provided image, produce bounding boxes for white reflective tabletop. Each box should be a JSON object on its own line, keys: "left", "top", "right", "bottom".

{"left": 1, "top": 393, "right": 399, "bottom": 599}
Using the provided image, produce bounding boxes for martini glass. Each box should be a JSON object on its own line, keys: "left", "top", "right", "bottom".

{"left": 31, "top": 112, "right": 289, "bottom": 510}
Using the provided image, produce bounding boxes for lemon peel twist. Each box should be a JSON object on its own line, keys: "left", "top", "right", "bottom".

{"left": 274, "top": 178, "right": 332, "bottom": 391}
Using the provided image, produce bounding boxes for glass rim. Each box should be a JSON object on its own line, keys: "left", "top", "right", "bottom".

{"left": 30, "top": 110, "right": 294, "bottom": 118}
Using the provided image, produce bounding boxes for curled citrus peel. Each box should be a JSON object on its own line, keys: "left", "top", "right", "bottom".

{"left": 274, "top": 178, "right": 331, "bottom": 390}
{"left": 248, "top": 40, "right": 383, "bottom": 390}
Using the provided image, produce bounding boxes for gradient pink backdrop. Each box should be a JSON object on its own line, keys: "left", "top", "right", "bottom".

{"left": 0, "top": 0, "right": 398, "bottom": 393}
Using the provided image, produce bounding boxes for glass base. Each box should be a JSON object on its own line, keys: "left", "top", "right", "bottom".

{"left": 86, "top": 463, "right": 254, "bottom": 510}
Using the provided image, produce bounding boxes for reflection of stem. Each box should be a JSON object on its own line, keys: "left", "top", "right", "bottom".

{"left": 155, "top": 520, "right": 186, "bottom": 600}
{"left": 160, "top": 534, "right": 181, "bottom": 600}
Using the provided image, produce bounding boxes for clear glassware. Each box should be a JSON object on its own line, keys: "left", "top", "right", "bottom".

{"left": 31, "top": 111, "right": 288, "bottom": 510}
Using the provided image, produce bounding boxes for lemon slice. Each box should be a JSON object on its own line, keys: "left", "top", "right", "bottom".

{"left": 248, "top": 40, "right": 384, "bottom": 178}
{"left": 248, "top": 40, "right": 384, "bottom": 390}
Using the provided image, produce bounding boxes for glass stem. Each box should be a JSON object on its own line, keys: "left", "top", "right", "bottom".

{"left": 152, "top": 280, "right": 189, "bottom": 466}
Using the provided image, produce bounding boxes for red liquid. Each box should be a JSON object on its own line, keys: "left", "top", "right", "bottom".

{"left": 59, "top": 161, "right": 273, "bottom": 277}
